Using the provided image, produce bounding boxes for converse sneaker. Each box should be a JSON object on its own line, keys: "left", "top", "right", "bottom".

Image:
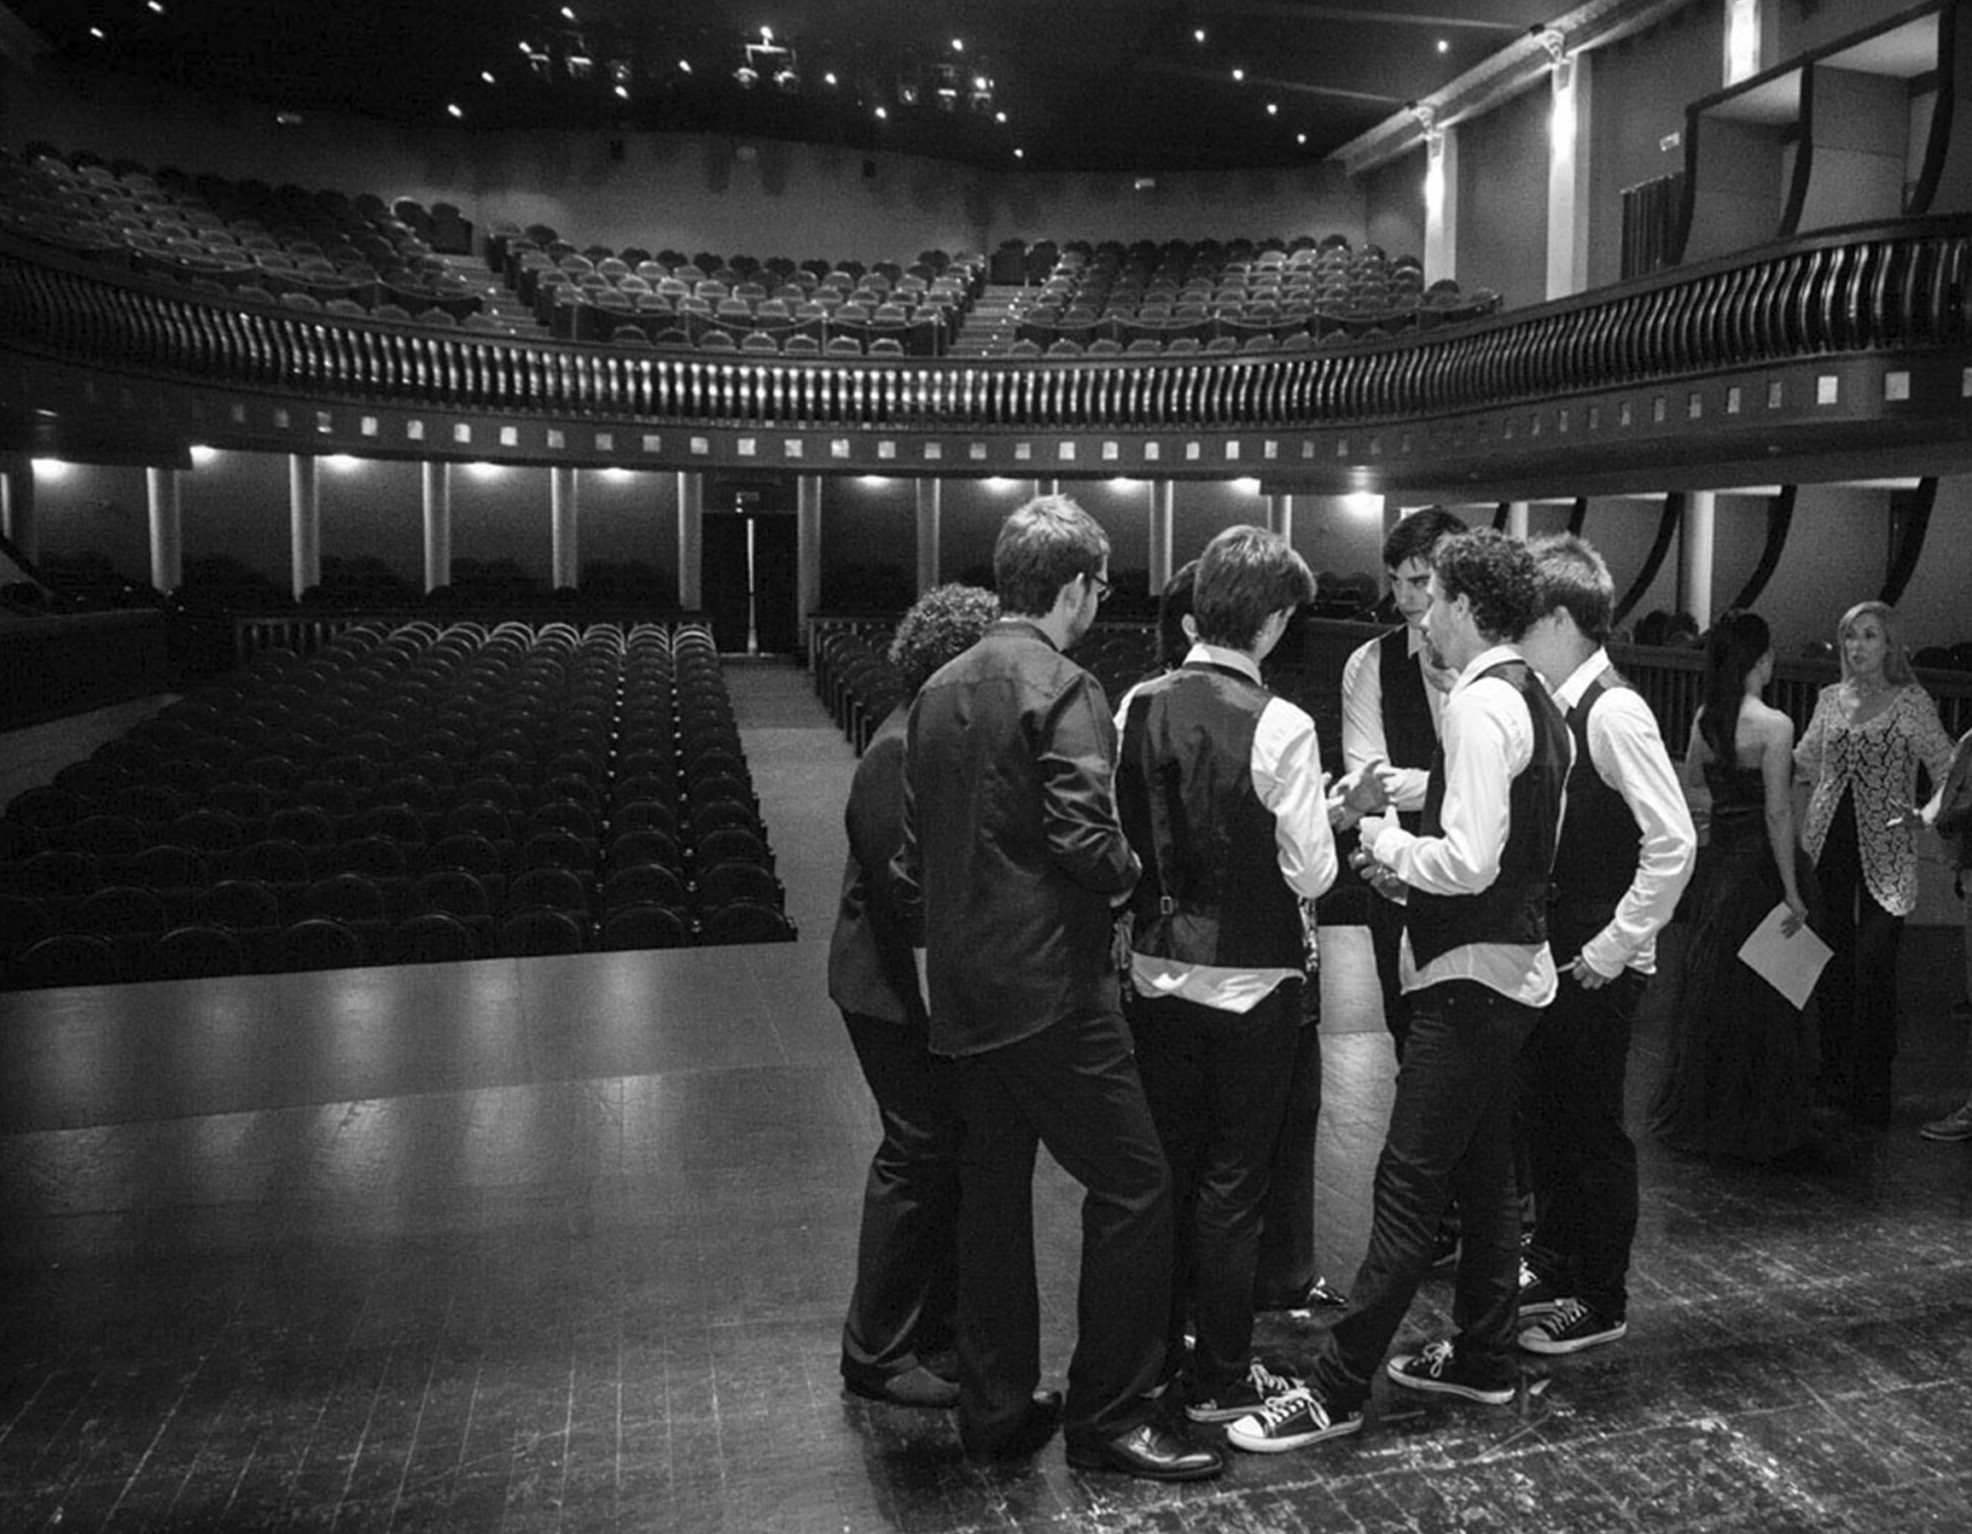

{"left": 1518, "top": 1259, "right": 1565, "bottom": 1319}
{"left": 1225, "top": 1387, "right": 1362, "bottom": 1452}
{"left": 1918, "top": 1102, "right": 1972, "bottom": 1142}
{"left": 1518, "top": 1297, "right": 1627, "bottom": 1354}
{"left": 1386, "top": 1339, "right": 1549, "bottom": 1404}
{"left": 1184, "top": 1358, "right": 1305, "bottom": 1423}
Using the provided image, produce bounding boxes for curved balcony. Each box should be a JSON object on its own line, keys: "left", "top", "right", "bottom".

{"left": 4, "top": 217, "right": 1970, "bottom": 495}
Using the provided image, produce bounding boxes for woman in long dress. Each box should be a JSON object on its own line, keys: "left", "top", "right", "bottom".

{"left": 1650, "top": 610, "right": 1819, "bottom": 1161}
{"left": 1795, "top": 601, "right": 1957, "bottom": 1125}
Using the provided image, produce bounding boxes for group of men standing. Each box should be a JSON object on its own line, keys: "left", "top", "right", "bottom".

{"left": 829, "top": 493, "right": 1695, "bottom": 1480}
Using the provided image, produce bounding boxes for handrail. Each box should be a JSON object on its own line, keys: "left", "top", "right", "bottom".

{"left": 3, "top": 217, "right": 1969, "bottom": 435}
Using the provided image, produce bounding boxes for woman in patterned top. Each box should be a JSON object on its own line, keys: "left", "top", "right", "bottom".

{"left": 1795, "top": 601, "right": 1957, "bottom": 1125}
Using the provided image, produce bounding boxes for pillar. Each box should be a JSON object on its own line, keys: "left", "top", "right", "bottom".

{"left": 146, "top": 467, "right": 182, "bottom": 595}
{"left": 2, "top": 454, "right": 37, "bottom": 562}
{"left": 676, "top": 470, "right": 704, "bottom": 610}
{"left": 797, "top": 474, "right": 822, "bottom": 656}
{"left": 914, "top": 478, "right": 941, "bottom": 595}
{"left": 1682, "top": 490, "right": 1716, "bottom": 630}
{"left": 1505, "top": 501, "right": 1531, "bottom": 540}
{"left": 551, "top": 466, "right": 580, "bottom": 589}
{"left": 1276, "top": 493, "right": 1295, "bottom": 548}
{"left": 421, "top": 461, "right": 452, "bottom": 594}
{"left": 1148, "top": 482, "right": 1173, "bottom": 593}
{"left": 1546, "top": 50, "right": 1591, "bottom": 301}
{"left": 1424, "top": 127, "right": 1459, "bottom": 287}
{"left": 288, "top": 453, "right": 320, "bottom": 600}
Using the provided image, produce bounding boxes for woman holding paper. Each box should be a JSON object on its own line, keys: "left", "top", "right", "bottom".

{"left": 1795, "top": 601, "right": 1956, "bottom": 1126}
{"left": 1650, "top": 610, "right": 1821, "bottom": 1162}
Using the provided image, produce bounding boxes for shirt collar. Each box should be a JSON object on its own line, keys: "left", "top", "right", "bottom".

{"left": 1552, "top": 647, "right": 1612, "bottom": 708}
{"left": 1450, "top": 642, "right": 1526, "bottom": 695}
{"left": 1183, "top": 641, "right": 1262, "bottom": 683}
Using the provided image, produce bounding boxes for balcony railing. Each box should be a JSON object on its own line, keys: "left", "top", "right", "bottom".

{"left": 4, "top": 218, "right": 1968, "bottom": 440}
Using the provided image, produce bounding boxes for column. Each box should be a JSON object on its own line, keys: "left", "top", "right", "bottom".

{"left": 288, "top": 453, "right": 320, "bottom": 600}
{"left": 1424, "top": 126, "right": 1459, "bottom": 287}
{"left": 146, "top": 467, "right": 183, "bottom": 595}
{"left": 421, "top": 461, "right": 452, "bottom": 594}
{"left": 914, "top": 478, "right": 941, "bottom": 594}
{"left": 1148, "top": 482, "right": 1173, "bottom": 593}
{"left": 1505, "top": 501, "right": 1531, "bottom": 540}
{"left": 1, "top": 454, "right": 37, "bottom": 562}
{"left": 1546, "top": 49, "right": 1591, "bottom": 301}
{"left": 1275, "top": 493, "right": 1295, "bottom": 548}
{"left": 797, "top": 474, "right": 822, "bottom": 657}
{"left": 1682, "top": 490, "right": 1716, "bottom": 630}
{"left": 551, "top": 466, "right": 580, "bottom": 589}
{"left": 676, "top": 470, "right": 704, "bottom": 610}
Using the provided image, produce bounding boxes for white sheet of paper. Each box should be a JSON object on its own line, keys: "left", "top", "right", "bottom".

{"left": 1736, "top": 902, "right": 1833, "bottom": 1011}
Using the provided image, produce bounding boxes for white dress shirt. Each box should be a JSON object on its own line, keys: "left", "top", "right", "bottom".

{"left": 1366, "top": 643, "right": 1565, "bottom": 1008}
{"left": 1551, "top": 649, "right": 1697, "bottom": 978}
{"left": 1117, "top": 643, "right": 1338, "bottom": 1013}
{"left": 1340, "top": 625, "right": 1449, "bottom": 813}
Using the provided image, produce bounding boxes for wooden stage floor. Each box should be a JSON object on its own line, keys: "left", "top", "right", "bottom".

{"left": 4, "top": 662, "right": 1971, "bottom": 1533}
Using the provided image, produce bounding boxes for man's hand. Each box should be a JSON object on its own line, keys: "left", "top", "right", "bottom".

{"left": 1565, "top": 955, "right": 1612, "bottom": 989}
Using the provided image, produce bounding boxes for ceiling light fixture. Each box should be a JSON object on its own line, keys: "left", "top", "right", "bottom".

{"left": 1194, "top": 27, "right": 1207, "bottom": 44}
{"left": 1231, "top": 67, "right": 1244, "bottom": 82}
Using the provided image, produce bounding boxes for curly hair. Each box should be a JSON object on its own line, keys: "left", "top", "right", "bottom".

{"left": 1432, "top": 528, "right": 1543, "bottom": 644}
{"left": 888, "top": 583, "right": 1000, "bottom": 694}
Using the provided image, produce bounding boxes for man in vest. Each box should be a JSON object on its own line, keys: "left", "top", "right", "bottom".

{"left": 1513, "top": 534, "right": 1695, "bottom": 1353}
{"left": 897, "top": 495, "right": 1222, "bottom": 1482}
{"left": 1340, "top": 506, "right": 1467, "bottom": 1058}
{"left": 1228, "top": 528, "right": 1571, "bottom": 1452}
{"left": 1115, "top": 524, "right": 1339, "bottom": 1428}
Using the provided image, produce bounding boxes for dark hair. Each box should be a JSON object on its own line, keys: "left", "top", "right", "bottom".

{"left": 992, "top": 494, "right": 1110, "bottom": 617}
{"left": 1192, "top": 525, "right": 1316, "bottom": 650}
{"left": 888, "top": 583, "right": 999, "bottom": 694}
{"left": 1155, "top": 559, "right": 1198, "bottom": 670}
{"left": 1382, "top": 506, "right": 1467, "bottom": 572}
{"left": 1527, "top": 532, "right": 1614, "bottom": 644}
{"left": 1699, "top": 609, "right": 1771, "bottom": 762}
{"left": 1432, "top": 528, "right": 1543, "bottom": 644}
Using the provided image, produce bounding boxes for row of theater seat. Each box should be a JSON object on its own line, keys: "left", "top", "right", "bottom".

{"left": 3, "top": 143, "right": 485, "bottom": 328}
{"left": 1, "top": 619, "right": 796, "bottom": 989}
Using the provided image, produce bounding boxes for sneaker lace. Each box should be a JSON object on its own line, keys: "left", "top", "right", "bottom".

{"left": 1246, "top": 1359, "right": 1300, "bottom": 1399}
{"left": 1542, "top": 1297, "right": 1591, "bottom": 1332}
{"left": 1248, "top": 1386, "right": 1319, "bottom": 1431}
{"left": 1417, "top": 1339, "right": 1456, "bottom": 1374}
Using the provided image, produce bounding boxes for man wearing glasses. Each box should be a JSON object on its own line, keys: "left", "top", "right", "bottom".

{"left": 898, "top": 495, "right": 1221, "bottom": 1481}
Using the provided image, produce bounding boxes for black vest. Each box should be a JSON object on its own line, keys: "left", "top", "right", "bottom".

{"left": 1549, "top": 668, "right": 1642, "bottom": 959}
{"left": 1405, "top": 657, "right": 1570, "bottom": 970}
{"left": 1117, "top": 663, "right": 1307, "bottom": 972}
{"left": 1379, "top": 625, "right": 1438, "bottom": 831}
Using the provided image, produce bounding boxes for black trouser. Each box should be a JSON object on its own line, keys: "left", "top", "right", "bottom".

{"left": 839, "top": 1009, "right": 962, "bottom": 1390}
{"left": 1255, "top": 982, "right": 1323, "bottom": 1305}
{"left": 1816, "top": 791, "right": 1905, "bottom": 1121}
{"left": 1133, "top": 981, "right": 1303, "bottom": 1395}
{"left": 953, "top": 1006, "right": 1173, "bottom": 1450}
{"left": 1518, "top": 967, "right": 1643, "bottom": 1321}
{"left": 1307, "top": 981, "right": 1539, "bottom": 1410}
{"left": 1367, "top": 891, "right": 1414, "bottom": 1058}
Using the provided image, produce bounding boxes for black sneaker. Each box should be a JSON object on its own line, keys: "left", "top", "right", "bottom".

{"left": 1184, "top": 1358, "right": 1304, "bottom": 1423}
{"left": 1517, "top": 1259, "right": 1565, "bottom": 1320}
{"left": 1225, "top": 1387, "right": 1362, "bottom": 1452}
{"left": 1386, "top": 1339, "right": 1549, "bottom": 1405}
{"left": 1518, "top": 1298, "right": 1626, "bottom": 1355}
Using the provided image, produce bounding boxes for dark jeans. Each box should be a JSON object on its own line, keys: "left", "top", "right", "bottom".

{"left": 1368, "top": 891, "right": 1414, "bottom": 1058}
{"left": 1307, "top": 981, "right": 1538, "bottom": 1410}
{"left": 1133, "top": 982, "right": 1303, "bottom": 1394}
{"left": 954, "top": 1006, "right": 1172, "bottom": 1450}
{"left": 1816, "top": 792, "right": 1905, "bottom": 1121}
{"left": 1255, "top": 982, "right": 1323, "bottom": 1304}
{"left": 839, "top": 1009, "right": 962, "bottom": 1389}
{"left": 1518, "top": 967, "right": 1643, "bottom": 1320}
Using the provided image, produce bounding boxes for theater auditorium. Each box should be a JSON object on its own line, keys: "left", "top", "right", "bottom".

{"left": 4, "top": 1, "right": 1972, "bottom": 1529}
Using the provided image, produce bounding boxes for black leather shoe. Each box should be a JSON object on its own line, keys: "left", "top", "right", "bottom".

{"left": 1256, "top": 1275, "right": 1348, "bottom": 1311}
{"left": 1066, "top": 1420, "right": 1225, "bottom": 1481}
{"left": 961, "top": 1390, "right": 1063, "bottom": 1460}
{"left": 843, "top": 1363, "right": 959, "bottom": 1409}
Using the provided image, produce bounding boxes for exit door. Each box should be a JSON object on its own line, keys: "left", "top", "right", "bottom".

{"left": 701, "top": 509, "right": 799, "bottom": 654}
